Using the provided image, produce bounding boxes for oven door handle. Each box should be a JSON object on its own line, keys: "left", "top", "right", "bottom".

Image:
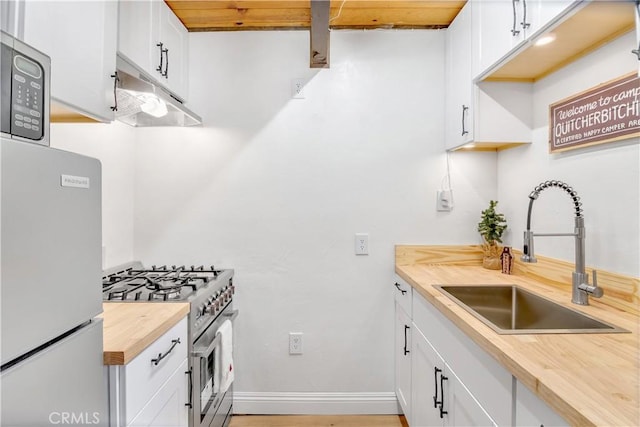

{"left": 223, "top": 309, "right": 239, "bottom": 321}
{"left": 192, "top": 334, "right": 221, "bottom": 358}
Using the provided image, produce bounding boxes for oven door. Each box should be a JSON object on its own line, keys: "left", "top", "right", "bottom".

{"left": 191, "top": 306, "right": 238, "bottom": 427}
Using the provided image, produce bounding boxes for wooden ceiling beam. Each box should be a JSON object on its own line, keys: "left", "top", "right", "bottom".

{"left": 176, "top": 8, "right": 310, "bottom": 29}
{"left": 310, "top": 0, "right": 330, "bottom": 68}
{"left": 166, "top": 0, "right": 466, "bottom": 31}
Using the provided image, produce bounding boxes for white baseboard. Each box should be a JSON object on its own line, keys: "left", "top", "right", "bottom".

{"left": 233, "top": 392, "right": 401, "bottom": 415}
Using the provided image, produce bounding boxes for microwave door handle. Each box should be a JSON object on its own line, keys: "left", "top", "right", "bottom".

{"left": 192, "top": 334, "right": 221, "bottom": 358}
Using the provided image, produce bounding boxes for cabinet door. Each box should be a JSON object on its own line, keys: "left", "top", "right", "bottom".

{"left": 128, "top": 359, "right": 189, "bottom": 427}
{"left": 445, "top": 1, "right": 473, "bottom": 150}
{"left": 21, "top": 0, "right": 117, "bottom": 122}
{"left": 515, "top": 380, "right": 568, "bottom": 427}
{"left": 118, "top": 0, "right": 160, "bottom": 78}
{"left": 477, "top": 0, "right": 525, "bottom": 73}
{"left": 395, "top": 303, "right": 412, "bottom": 420}
{"left": 445, "top": 369, "right": 496, "bottom": 427}
{"left": 526, "top": 0, "right": 576, "bottom": 37}
{"left": 635, "top": 0, "right": 640, "bottom": 76}
{"left": 411, "top": 327, "right": 444, "bottom": 427}
{"left": 158, "top": 1, "right": 189, "bottom": 100}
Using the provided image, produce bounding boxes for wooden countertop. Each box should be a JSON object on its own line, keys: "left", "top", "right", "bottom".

{"left": 396, "top": 263, "right": 639, "bottom": 427}
{"left": 102, "top": 303, "right": 190, "bottom": 365}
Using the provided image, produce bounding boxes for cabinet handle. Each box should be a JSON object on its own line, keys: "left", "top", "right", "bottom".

{"left": 403, "top": 325, "right": 410, "bottom": 356}
{"left": 439, "top": 374, "right": 449, "bottom": 418}
{"left": 156, "top": 42, "right": 164, "bottom": 73}
{"left": 156, "top": 42, "right": 168, "bottom": 76}
{"left": 632, "top": 1, "right": 640, "bottom": 60}
{"left": 520, "top": 0, "right": 530, "bottom": 30}
{"left": 394, "top": 282, "right": 407, "bottom": 295}
{"left": 511, "top": 0, "right": 521, "bottom": 36}
{"left": 461, "top": 105, "right": 469, "bottom": 136}
{"left": 433, "top": 366, "right": 442, "bottom": 408}
{"left": 185, "top": 368, "right": 193, "bottom": 408}
{"left": 151, "top": 338, "right": 181, "bottom": 365}
{"left": 163, "top": 48, "right": 169, "bottom": 78}
{"left": 110, "top": 72, "right": 119, "bottom": 112}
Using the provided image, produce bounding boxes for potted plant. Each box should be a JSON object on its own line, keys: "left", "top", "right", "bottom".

{"left": 477, "top": 200, "right": 508, "bottom": 270}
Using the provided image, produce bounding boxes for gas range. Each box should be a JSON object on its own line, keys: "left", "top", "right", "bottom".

{"left": 102, "top": 262, "right": 235, "bottom": 340}
{"left": 103, "top": 262, "right": 237, "bottom": 427}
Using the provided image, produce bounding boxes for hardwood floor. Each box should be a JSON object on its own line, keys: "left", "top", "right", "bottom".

{"left": 229, "top": 415, "right": 408, "bottom": 427}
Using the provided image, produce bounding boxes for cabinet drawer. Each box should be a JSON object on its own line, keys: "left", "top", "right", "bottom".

{"left": 394, "top": 276, "right": 412, "bottom": 316}
{"left": 123, "top": 316, "right": 188, "bottom": 425}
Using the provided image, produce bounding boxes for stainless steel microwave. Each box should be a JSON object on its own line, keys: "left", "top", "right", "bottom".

{"left": 1, "top": 30, "right": 50, "bottom": 146}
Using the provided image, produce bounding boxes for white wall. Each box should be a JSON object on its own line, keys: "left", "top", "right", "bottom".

{"left": 50, "top": 122, "right": 135, "bottom": 269}
{"left": 45, "top": 27, "right": 638, "bottom": 412}
{"left": 131, "top": 30, "right": 497, "bottom": 410}
{"left": 498, "top": 32, "right": 640, "bottom": 277}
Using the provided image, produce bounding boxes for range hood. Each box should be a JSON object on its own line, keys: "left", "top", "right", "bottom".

{"left": 114, "top": 57, "right": 201, "bottom": 127}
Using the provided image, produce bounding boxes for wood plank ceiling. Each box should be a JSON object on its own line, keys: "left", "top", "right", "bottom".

{"left": 165, "top": 0, "right": 466, "bottom": 31}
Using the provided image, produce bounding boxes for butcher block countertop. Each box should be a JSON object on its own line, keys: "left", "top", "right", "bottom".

{"left": 102, "top": 303, "right": 189, "bottom": 365}
{"left": 396, "top": 245, "right": 639, "bottom": 427}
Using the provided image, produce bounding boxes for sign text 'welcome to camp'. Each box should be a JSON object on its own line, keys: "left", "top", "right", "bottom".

{"left": 549, "top": 73, "right": 640, "bottom": 153}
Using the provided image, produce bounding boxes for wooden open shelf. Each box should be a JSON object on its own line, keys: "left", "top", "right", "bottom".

{"left": 50, "top": 101, "right": 101, "bottom": 123}
{"left": 481, "top": 1, "right": 636, "bottom": 83}
{"left": 448, "top": 141, "right": 530, "bottom": 152}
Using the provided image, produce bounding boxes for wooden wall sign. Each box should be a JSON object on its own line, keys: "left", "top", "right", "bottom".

{"left": 549, "top": 72, "right": 640, "bottom": 152}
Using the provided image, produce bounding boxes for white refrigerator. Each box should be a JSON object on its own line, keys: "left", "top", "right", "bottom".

{"left": 0, "top": 138, "right": 107, "bottom": 426}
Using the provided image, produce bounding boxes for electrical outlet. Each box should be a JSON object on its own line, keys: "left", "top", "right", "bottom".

{"left": 291, "top": 78, "right": 305, "bottom": 99}
{"left": 289, "top": 332, "right": 303, "bottom": 354}
{"left": 436, "top": 190, "right": 453, "bottom": 212}
{"left": 355, "top": 233, "right": 369, "bottom": 255}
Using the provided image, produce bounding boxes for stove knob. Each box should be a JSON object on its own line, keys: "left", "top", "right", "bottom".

{"left": 230, "top": 285, "right": 235, "bottom": 294}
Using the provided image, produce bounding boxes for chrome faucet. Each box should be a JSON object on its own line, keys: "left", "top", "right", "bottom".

{"left": 521, "top": 180, "right": 603, "bottom": 305}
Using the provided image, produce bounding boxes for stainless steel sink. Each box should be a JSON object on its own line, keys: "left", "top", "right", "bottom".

{"left": 434, "top": 285, "right": 628, "bottom": 334}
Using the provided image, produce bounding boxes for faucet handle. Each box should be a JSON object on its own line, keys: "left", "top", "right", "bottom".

{"left": 579, "top": 269, "right": 604, "bottom": 298}
{"left": 591, "top": 270, "right": 604, "bottom": 298}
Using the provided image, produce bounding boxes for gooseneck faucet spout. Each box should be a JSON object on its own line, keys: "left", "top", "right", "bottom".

{"left": 521, "top": 180, "right": 603, "bottom": 305}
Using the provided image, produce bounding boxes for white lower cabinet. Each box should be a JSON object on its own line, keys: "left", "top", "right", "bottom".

{"left": 395, "top": 302, "right": 412, "bottom": 421}
{"left": 411, "top": 326, "right": 495, "bottom": 427}
{"left": 412, "top": 293, "right": 512, "bottom": 426}
{"left": 394, "top": 277, "right": 413, "bottom": 421}
{"left": 396, "top": 286, "right": 567, "bottom": 426}
{"left": 109, "top": 317, "right": 189, "bottom": 427}
{"left": 515, "top": 380, "right": 568, "bottom": 427}
{"left": 128, "top": 359, "right": 189, "bottom": 427}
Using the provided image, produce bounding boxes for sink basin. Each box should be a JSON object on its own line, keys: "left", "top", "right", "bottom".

{"left": 434, "top": 285, "right": 628, "bottom": 334}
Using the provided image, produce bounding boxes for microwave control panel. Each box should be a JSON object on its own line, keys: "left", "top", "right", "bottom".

{"left": 10, "top": 52, "right": 45, "bottom": 141}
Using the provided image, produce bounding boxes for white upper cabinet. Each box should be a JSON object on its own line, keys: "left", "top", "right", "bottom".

{"left": 159, "top": 3, "right": 189, "bottom": 99}
{"left": 529, "top": 0, "right": 577, "bottom": 35}
{"left": 635, "top": 0, "right": 640, "bottom": 75}
{"left": 476, "top": 0, "right": 524, "bottom": 75}
{"left": 19, "top": 0, "right": 117, "bottom": 122}
{"left": 118, "top": 0, "right": 189, "bottom": 100}
{"left": 445, "top": 2, "right": 532, "bottom": 151}
{"left": 445, "top": 2, "right": 474, "bottom": 149}
{"left": 476, "top": 0, "right": 577, "bottom": 77}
